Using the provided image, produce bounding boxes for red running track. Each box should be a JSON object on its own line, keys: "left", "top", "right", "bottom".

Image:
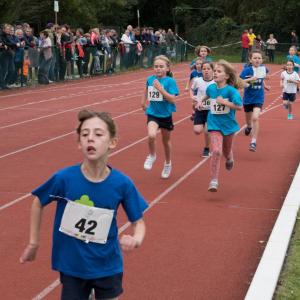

{"left": 0, "top": 63, "right": 299, "bottom": 299}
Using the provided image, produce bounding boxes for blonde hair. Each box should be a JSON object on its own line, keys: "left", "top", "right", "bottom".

{"left": 153, "top": 55, "right": 173, "bottom": 77}
{"left": 215, "top": 60, "right": 244, "bottom": 89}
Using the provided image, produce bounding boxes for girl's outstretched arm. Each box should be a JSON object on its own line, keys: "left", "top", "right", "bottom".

{"left": 119, "top": 218, "right": 146, "bottom": 252}
{"left": 20, "top": 197, "right": 43, "bottom": 263}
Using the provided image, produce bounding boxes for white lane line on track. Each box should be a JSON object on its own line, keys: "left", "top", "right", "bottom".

{"left": 0, "top": 88, "right": 141, "bottom": 112}
{"left": 30, "top": 95, "right": 283, "bottom": 300}
{"left": 0, "top": 95, "right": 190, "bottom": 159}
{"left": 0, "top": 92, "right": 141, "bottom": 129}
{"left": 0, "top": 115, "right": 190, "bottom": 211}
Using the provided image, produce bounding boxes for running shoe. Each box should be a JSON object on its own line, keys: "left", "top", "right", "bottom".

{"left": 244, "top": 127, "right": 252, "bottom": 136}
{"left": 190, "top": 112, "right": 195, "bottom": 121}
{"left": 202, "top": 147, "right": 210, "bottom": 158}
{"left": 288, "top": 114, "right": 294, "bottom": 120}
{"left": 208, "top": 179, "right": 218, "bottom": 192}
{"left": 161, "top": 162, "right": 172, "bottom": 179}
{"left": 143, "top": 154, "right": 156, "bottom": 170}
{"left": 249, "top": 142, "right": 257, "bottom": 152}
{"left": 225, "top": 159, "right": 234, "bottom": 171}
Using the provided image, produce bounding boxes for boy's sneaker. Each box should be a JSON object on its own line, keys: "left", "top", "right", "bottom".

{"left": 244, "top": 127, "right": 252, "bottom": 136}
{"left": 202, "top": 147, "right": 210, "bottom": 158}
{"left": 249, "top": 142, "right": 257, "bottom": 152}
{"left": 208, "top": 179, "right": 218, "bottom": 192}
{"left": 161, "top": 162, "right": 172, "bottom": 179}
{"left": 225, "top": 159, "right": 234, "bottom": 171}
{"left": 143, "top": 154, "right": 156, "bottom": 170}
{"left": 288, "top": 114, "right": 293, "bottom": 120}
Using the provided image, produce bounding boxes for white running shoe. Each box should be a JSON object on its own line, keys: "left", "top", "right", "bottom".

{"left": 161, "top": 162, "right": 172, "bottom": 179}
{"left": 144, "top": 154, "right": 156, "bottom": 170}
{"left": 208, "top": 179, "right": 218, "bottom": 192}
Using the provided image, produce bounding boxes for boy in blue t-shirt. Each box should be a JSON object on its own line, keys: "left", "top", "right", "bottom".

{"left": 20, "top": 110, "right": 148, "bottom": 300}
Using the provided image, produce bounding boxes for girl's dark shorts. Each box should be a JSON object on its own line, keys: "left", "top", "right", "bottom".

{"left": 194, "top": 109, "right": 209, "bottom": 125}
{"left": 283, "top": 92, "right": 296, "bottom": 102}
{"left": 243, "top": 103, "right": 263, "bottom": 112}
{"left": 60, "top": 272, "right": 123, "bottom": 300}
{"left": 147, "top": 114, "right": 174, "bottom": 131}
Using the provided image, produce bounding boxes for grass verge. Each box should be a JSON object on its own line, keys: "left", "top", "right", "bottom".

{"left": 274, "top": 213, "right": 300, "bottom": 300}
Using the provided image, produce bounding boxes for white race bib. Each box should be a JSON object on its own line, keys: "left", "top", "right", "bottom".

{"left": 253, "top": 66, "right": 266, "bottom": 79}
{"left": 210, "top": 99, "right": 230, "bottom": 115}
{"left": 148, "top": 86, "right": 163, "bottom": 101}
{"left": 59, "top": 201, "right": 114, "bottom": 244}
{"left": 201, "top": 98, "right": 211, "bottom": 110}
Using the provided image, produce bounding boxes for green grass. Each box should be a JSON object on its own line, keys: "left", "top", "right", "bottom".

{"left": 274, "top": 213, "right": 300, "bottom": 300}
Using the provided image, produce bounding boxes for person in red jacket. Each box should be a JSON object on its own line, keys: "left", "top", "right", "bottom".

{"left": 241, "top": 29, "right": 250, "bottom": 63}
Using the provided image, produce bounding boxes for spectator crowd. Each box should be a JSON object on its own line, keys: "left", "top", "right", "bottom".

{"left": 0, "top": 22, "right": 178, "bottom": 90}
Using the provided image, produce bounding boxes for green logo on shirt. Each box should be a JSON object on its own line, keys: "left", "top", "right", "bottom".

{"left": 75, "top": 195, "right": 94, "bottom": 207}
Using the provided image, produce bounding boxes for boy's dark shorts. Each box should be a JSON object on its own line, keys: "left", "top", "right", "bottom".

{"left": 60, "top": 272, "right": 123, "bottom": 300}
{"left": 283, "top": 92, "right": 296, "bottom": 102}
{"left": 194, "top": 109, "right": 209, "bottom": 125}
{"left": 243, "top": 103, "right": 263, "bottom": 112}
{"left": 147, "top": 114, "right": 174, "bottom": 131}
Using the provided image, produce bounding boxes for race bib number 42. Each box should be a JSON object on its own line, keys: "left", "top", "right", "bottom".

{"left": 210, "top": 99, "right": 230, "bottom": 115}
{"left": 59, "top": 201, "right": 114, "bottom": 244}
{"left": 148, "top": 86, "right": 163, "bottom": 101}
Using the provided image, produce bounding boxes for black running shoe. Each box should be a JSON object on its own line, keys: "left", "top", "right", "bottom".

{"left": 244, "top": 127, "right": 252, "bottom": 136}
{"left": 202, "top": 147, "right": 210, "bottom": 158}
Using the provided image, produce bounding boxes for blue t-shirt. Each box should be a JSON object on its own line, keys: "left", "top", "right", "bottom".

{"left": 32, "top": 164, "right": 148, "bottom": 279}
{"left": 240, "top": 65, "right": 269, "bottom": 105}
{"left": 190, "top": 70, "right": 203, "bottom": 81}
{"left": 287, "top": 55, "right": 300, "bottom": 73}
{"left": 145, "top": 75, "right": 179, "bottom": 118}
{"left": 206, "top": 83, "right": 242, "bottom": 135}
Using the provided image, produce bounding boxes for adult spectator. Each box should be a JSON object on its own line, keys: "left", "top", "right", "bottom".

{"left": 38, "top": 30, "right": 52, "bottom": 84}
{"left": 248, "top": 28, "right": 256, "bottom": 51}
{"left": 241, "top": 29, "right": 250, "bottom": 63}
{"left": 291, "top": 30, "right": 299, "bottom": 48}
{"left": 266, "top": 33, "right": 278, "bottom": 63}
{"left": 74, "top": 28, "right": 87, "bottom": 78}
{"left": 126, "top": 25, "right": 135, "bottom": 42}
{"left": 253, "top": 34, "right": 265, "bottom": 51}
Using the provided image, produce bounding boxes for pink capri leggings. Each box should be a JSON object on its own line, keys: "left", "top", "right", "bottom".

{"left": 210, "top": 131, "right": 235, "bottom": 181}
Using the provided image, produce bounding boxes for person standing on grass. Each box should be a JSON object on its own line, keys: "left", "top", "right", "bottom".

{"left": 203, "top": 60, "right": 243, "bottom": 192}
{"left": 266, "top": 33, "right": 278, "bottom": 63}
{"left": 190, "top": 61, "right": 215, "bottom": 157}
{"left": 141, "top": 55, "right": 179, "bottom": 179}
{"left": 241, "top": 29, "right": 250, "bottom": 63}
{"left": 280, "top": 60, "right": 300, "bottom": 120}
{"left": 20, "top": 109, "right": 148, "bottom": 300}
{"left": 248, "top": 28, "right": 256, "bottom": 52}
{"left": 240, "top": 50, "right": 270, "bottom": 152}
